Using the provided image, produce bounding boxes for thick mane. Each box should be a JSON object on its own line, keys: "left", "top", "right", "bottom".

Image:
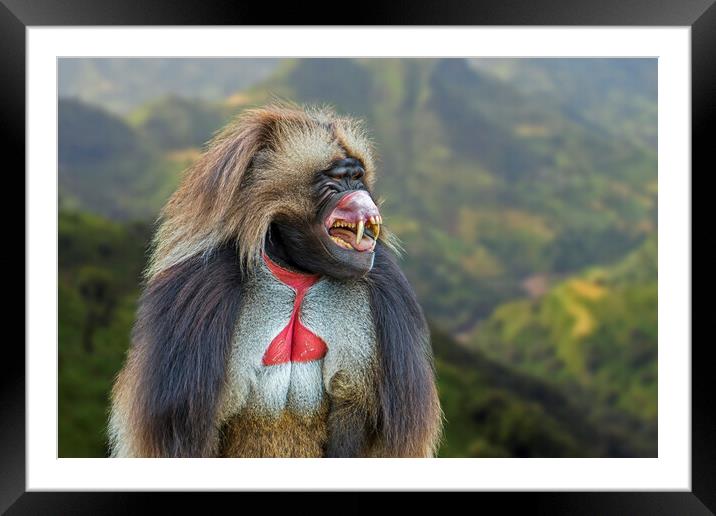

{"left": 366, "top": 244, "right": 443, "bottom": 456}
{"left": 147, "top": 104, "right": 305, "bottom": 278}
{"left": 125, "top": 246, "right": 244, "bottom": 457}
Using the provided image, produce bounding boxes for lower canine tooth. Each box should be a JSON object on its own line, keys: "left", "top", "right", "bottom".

{"left": 356, "top": 220, "right": 365, "bottom": 245}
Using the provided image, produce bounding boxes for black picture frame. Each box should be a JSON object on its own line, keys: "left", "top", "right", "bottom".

{"left": 6, "top": 0, "right": 708, "bottom": 512}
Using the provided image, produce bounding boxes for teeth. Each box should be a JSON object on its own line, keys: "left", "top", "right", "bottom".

{"left": 330, "top": 216, "right": 382, "bottom": 245}
{"left": 333, "top": 220, "right": 357, "bottom": 229}
{"left": 356, "top": 220, "right": 365, "bottom": 245}
{"left": 330, "top": 235, "right": 352, "bottom": 249}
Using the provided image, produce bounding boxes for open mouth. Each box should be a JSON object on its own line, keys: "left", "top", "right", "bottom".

{"left": 324, "top": 190, "right": 382, "bottom": 253}
{"left": 328, "top": 217, "right": 382, "bottom": 252}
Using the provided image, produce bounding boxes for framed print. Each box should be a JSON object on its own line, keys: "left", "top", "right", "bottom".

{"left": 6, "top": 0, "right": 709, "bottom": 512}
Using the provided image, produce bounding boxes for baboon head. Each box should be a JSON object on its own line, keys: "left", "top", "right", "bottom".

{"left": 148, "top": 103, "right": 395, "bottom": 281}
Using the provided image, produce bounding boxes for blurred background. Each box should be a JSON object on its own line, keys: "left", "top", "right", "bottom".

{"left": 58, "top": 58, "right": 657, "bottom": 458}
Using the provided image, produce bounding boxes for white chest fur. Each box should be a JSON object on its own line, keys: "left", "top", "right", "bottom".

{"left": 220, "top": 260, "right": 376, "bottom": 420}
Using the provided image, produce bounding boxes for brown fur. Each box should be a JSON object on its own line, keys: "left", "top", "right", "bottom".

{"left": 219, "top": 402, "right": 329, "bottom": 458}
{"left": 320, "top": 368, "right": 372, "bottom": 457}
{"left": 366, "top": 380, "right": 442, "bottom": 458}
{"left": 110, "top": 340, "right": 185, "bottom": 458}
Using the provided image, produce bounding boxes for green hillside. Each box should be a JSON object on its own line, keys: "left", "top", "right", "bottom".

{"left": 469, "top": 58, "right": 657, "bottom": 151}
{"left": 471, "top": 236, "right": 658, "bottom": 430}
{"left": 127, "top": 95, "right": 232, "bottom": 150}
{"left": 433, "top": 326, "right": 653, "bottom": 457}
{"left": 59, "top": 99, "right": 185, "bottom": 220}
{"left": 58, "top": 211, "right": 151, "bottom": 456}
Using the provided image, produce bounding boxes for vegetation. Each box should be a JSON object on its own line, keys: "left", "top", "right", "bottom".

{"left": 58, "top": 211, "right": 151, "bottom": 456}
{"left": 472, "top": 237, "right": 658, "bottom": 427}
{"left": 469, "top": 58, "right": 658, "bottom": 151}
{"left": 57, "top": 58, "right": 657, "bottom": 457}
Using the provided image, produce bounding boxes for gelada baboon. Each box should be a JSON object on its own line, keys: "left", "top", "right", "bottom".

{"left": 109, "top": 103, "right": 442, "bottom": 457}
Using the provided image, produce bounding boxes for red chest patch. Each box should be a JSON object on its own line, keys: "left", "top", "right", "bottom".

{"left": 261, "top": 254, "right": 328, "bottom": 366}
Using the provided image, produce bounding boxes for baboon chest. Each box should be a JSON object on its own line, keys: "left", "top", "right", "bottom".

{"left": 221, "top": 257, "right": 376, "bottom": 419}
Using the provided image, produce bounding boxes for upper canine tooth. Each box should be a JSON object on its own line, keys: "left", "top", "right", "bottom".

{"left": 356, "top": 220, "right": 365, "bottom": 245}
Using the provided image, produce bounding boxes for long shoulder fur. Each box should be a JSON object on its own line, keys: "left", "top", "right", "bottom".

{"left": 364, "top": 244, "right": 443, "bottom": 457}
{"left": 109, "top": 246, "right": 243, "bottom": 457}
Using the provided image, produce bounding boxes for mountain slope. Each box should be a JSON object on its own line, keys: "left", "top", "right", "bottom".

{"left": 59, "top": 98, "right": 188, "bottom": 220}
{"left": 433, "top": 326, "right": 654, "bottom": 457}
{"left": 59, "top": 211, "right": 151, "bottom": 456}
{"left": 470, "top": 235, "right": 658, "bottom": 431}
{"left": 59, "top": 58, "right": 281, "bottom": 114}
{"left": 469, "top": 58, "right": 658, "bottom": 151}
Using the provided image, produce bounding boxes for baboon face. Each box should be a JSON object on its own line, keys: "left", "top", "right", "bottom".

{"left": 270, "top": 156, "right": 382, "bottom": 280}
